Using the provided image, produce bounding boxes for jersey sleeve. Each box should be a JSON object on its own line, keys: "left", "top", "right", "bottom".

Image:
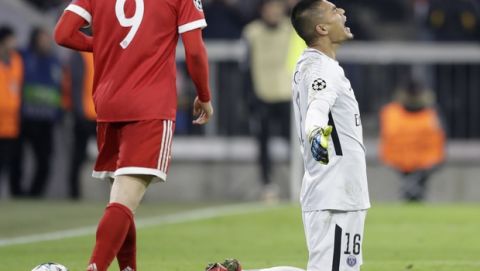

{"left": 304, "top": 63, "right": 339, "bottom": 139}
{"left": 64, "top": 0, "right": 92, "bottom": 27}
{"left": 177, "top": 0, "right": 207, "bottom": 34}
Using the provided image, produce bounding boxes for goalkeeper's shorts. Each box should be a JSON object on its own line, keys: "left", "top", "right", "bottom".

{"left": 302, "top": 209, "right": 367, "bottom": 271}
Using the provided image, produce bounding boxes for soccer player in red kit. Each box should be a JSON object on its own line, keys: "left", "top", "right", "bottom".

{"left": 54, "top": 0, "right": 213, "bottom": 270}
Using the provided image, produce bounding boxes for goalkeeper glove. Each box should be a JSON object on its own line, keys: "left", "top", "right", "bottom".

{"left": 309, "top": 125, "right": 333, "bottom": 164}
{"left": 205, "top": 259, "right": 242, "bottom": 271}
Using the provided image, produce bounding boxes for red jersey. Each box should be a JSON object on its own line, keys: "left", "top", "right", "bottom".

{"left": 65, "top": 0, "right": 207, "bottom": 122}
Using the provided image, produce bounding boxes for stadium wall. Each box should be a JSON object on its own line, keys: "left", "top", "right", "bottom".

{"left": 2, "top": 137, "right": 478, "bottom": 203}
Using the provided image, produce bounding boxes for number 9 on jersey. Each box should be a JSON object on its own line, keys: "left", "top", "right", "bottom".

{"left": 115, "top": 0, "right": 144, "bottom": 48}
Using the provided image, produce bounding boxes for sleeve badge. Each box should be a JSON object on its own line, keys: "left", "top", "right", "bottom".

{"left": 193, "top": 0, "right": 203, "bottom": 11}
{"left": 312, "top": 78, "right": 327, "bottom": 91}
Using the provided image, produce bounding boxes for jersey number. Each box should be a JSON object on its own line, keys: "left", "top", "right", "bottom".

{"left": 115, "top": 0, "right": 144, "bottom": 49}
{"left": 344, "top": 233, "right": 361, "bottom": 255}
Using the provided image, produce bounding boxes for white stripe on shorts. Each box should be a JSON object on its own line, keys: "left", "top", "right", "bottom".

{"left": 162, "top": 121, "right": 174, "bottom": 172}
{"left": 159, "top": 121, "right": 169, "bottom": 171}
{"left": 157, "top": 120, "right": 173, "bottom": 172}
{"left": 157, "top": 120, "right": 168, "bottom": 170}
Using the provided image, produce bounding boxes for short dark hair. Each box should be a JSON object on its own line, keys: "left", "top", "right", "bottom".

{"left": 0, "top": 25, "right": 14, "bottom": 44}
{"left": 291, "top": 0, "right": 323, "bottom": 46}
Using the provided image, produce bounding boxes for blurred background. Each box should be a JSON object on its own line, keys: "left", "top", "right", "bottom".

{"left": 0, "top": 0, "right": 479, "bottom": 205}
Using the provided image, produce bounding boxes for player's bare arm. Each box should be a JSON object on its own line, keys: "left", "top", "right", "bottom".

{"left": 54, "top": 11, "right": 93, "bottom": 52}
{"left": 181, "top": 29, "right": 213, "bottom": 125}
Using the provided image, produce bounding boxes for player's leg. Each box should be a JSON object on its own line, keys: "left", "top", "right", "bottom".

{"left": 87, "top": 122, "right": 123, "bottom": 271}
{"left": 401, "top": 171, "right": 425, "bottom": 202}
{"left": 115, "top": 120, "right": 175, "bottom": 271}
{"left": 207, "top": 259, "right": 305, "bottom": 271}
{"left": 0, "top": 140, "right": 6, "bottom": 195}
{"left": 28, "top": 120, "right": 53, "bottom": 197}
{"left": 257, "top": 103, "right": 271, "bottom": 187}
{"left": 8, "top": 124, "right": 25, "bottom": 197}
{"left": 111, "top": 175, "right": 153, "bottom": 271}
{"left": 68, "top": 117, "right": 92, "bottom": 199}
{"left": 88, "top": 120, "right": 174, "bottom": 271}
{"left": 0, "top": 139, "right": 16, "bottom": 196}
{"left": 303, "top": 210, "right": 333, "bottom": 271}
{"left": 258, "top": 103, "right": 280, "bottom": 202}
{"left": 110, "top": 175, "right": 151, "bottom": 211}
{"left": 116, "top": 205, "right": 137, "bottom": 271}
{"left": 417, "top": 171, "right": 430, "bottom": 201}
{"left": 303, "top": 210, "right": 367, "bottom": 271}
{"left": 276, "top": 101, "right": 291, "bottom": 143}
{"left": 88, "top": 175, "right": 151, "bottom": 271}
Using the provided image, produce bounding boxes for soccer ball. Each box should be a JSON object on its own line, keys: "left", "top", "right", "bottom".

{"left": 31, "top": 262, "right": 68, "bottom": 271}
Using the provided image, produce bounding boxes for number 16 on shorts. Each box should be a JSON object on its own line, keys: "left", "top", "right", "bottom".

{"left": 338, "top": 228, "right": 362, "bottom": 269}
{"left": 303, "top": 210, "right": 366, "bottom": 271}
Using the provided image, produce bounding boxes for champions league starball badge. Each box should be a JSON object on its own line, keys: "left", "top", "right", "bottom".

{"left": 193, "top": 0, "right": 203, "bottom": 11}
{"left": 312, "top": 78, "right": 327, "bottom": 91}
{"left": 346, "top": 255, "right": 357, "bottom": 267}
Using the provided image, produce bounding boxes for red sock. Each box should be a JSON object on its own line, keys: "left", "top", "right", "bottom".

{"left": 117, "top": 217, "right": 136, "bottom": 271}
{"left": 87, "top": 203, "right": 133, "bottom": 271}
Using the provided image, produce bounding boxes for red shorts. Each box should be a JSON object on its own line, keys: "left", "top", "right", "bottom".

{"left": 92, "top": 119, "right": 175, "bottom": 182}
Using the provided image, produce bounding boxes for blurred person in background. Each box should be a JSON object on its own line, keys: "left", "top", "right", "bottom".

{"left": 234, "top": 0, "right": 263, "bottom": 22}
{"left": 243, "top": 0, "right": 293, "bottom": 202}
{"left": 11, "top": 27, "right": 64, "bottom": 198}
{"left": 0, "top": 25, "right": 24, "bottom": 198}
{"left": 26, "top": 0, "right": 64, "bottom": 11}
{"left": 426, "top": 0, "right": 480, "bottom": 41}
{"left": 379, "top": 79, "right": 445, "bottom": 202}
{"left": 196, "top": 0, "right": 248, "bottom": 135}
{"left": 412, "top": 0, "right": 433, "bottom": 40}
{"left": 236, "top": 0, "right": 299, "bottom": 22}
{"left": 202, "top": 0, "right": 249, "bottom": 135}
{"left": 203, "top": 0, "right": 247, "bottom": 39}
{"left": 67, "top": 50, "right": 95, "bottom": 200}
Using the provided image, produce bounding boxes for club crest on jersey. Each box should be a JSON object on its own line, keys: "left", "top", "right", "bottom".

{"left": 312, "top": 78, "right": 327, "bottom": 91}
{"left": 346, "top": 255, "right": 357, "bottom": 267}
{"left": 193, "top": 0, "right": 203, "bottom": 11}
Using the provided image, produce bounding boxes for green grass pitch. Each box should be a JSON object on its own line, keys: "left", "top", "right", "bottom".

{"left": 0, "top": 201, "right": 479, "bottom": 271}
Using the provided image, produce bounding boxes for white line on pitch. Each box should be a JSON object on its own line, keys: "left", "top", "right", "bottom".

{"left": 0, "top": 203, "right": 278, "bottom": 248}
{"left": 365, "top": 260, "right": 480, "bottom": 266}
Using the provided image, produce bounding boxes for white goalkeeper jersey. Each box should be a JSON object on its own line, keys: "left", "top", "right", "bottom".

{"left": 292, "top": 48, "right": 370, "bottom": 211}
